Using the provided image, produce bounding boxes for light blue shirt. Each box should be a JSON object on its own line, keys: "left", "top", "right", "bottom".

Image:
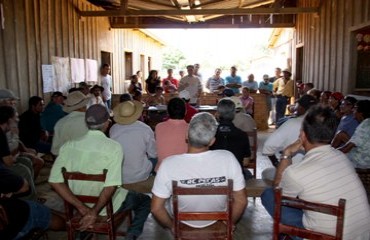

{"left": 242, "top": 81, "right": 258, "bottom": 91}
{"left": 225, "top": 75, "right": 242, "bottom": 94}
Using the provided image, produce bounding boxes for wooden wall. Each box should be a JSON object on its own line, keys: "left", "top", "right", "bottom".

{"left": 0, "top": 0, "right": 163, "bottom": 111}
{"left": 295, "top": 0, "right": 370, "bottom": 94}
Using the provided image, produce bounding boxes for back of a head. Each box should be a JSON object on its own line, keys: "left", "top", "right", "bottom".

{"left": 120, "top": 93, "right": 132, "bottom": 103}
{"left": 168, "top": 97, "right": 186, "bottom": 120}
{"left": 217, "top": 99, "right": 235, "bottom": 121}
{"left": 85, "top": 104, "right": 110, "bottom": 130}
{"left": 0, "top": 105, "right": 15, "bottom": 124}
{"left": 188, "top": 112, "right": 218, "bottom": 148}
{"left": 302, "top": 105, "right": 337, "bottom": 144}
{"left": 356, "top": 100, "right": 370, "bottom": 119}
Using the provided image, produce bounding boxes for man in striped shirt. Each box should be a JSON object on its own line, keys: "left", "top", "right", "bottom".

{"left": 262, "top": 105, "right": 370, "bottom": 240}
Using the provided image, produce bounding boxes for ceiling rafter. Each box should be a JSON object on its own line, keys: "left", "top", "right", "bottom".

{"left": 78, "top": 7, "right": 319, "bottom": 17}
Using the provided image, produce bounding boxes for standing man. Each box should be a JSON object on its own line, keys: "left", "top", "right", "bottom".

{"left": 259, "top": 74, "right": 273, "bottom": 118}
{"left": 151, "top": 112, "right": 247, "bottom": 232}
{"left": 225, "top": 66, "right": 242, "bottom": 94}
{"left": 261, "top": 106, "right": 370, "bottom": 239}
{"left": 242, "top": 74, "right": 258, "bottom": 93}
{"left": 100, "top": 63, "right": 112, "bottom": 109}
{"left": 206, "top": 68, "right": 225, "bottom": 93}
{"left": 269, "top": 68, "right": 282, "bottom": 125}
{"left": 273, "top": 68, "right": 294, "bottom": 123}
{"left": 178, "top": 65, "right": 203, "bottom": 106}
{"left": 194, "top": 63, "right": 203, "bottom": 81}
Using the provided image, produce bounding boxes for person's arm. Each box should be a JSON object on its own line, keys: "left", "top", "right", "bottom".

{"left": 128, "top": 84, "right": 135, "bottom": 94}
{"left": 331, "top": 131, "right": 350, "bottom": 148}
{"left": 274, "top": 139, "right": 303, "bottom": 186}
{"left": 151, "top": 194, "right": 173, "bottom": 230}
{"left": 232, "top": 189, "right": 247, "bottom": 224}
{"left": 338, "top": 141, "right": 356, "bottom": 153}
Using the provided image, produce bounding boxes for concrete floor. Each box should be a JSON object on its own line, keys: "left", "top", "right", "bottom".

{"left": 36, "top": 129, "right": 275, "bottom": 240}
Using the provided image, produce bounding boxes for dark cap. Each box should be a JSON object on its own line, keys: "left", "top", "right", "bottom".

{"left": 223, "top": 88, "right": 235, "bottom": 97}
{"left": 85, "top": 104, "right": 110, "bottom": 126}
{"left": 297, "top": 94, "right": 317, "bottom": 110}
{"left": 51, "top": 91, "right": 66, "bottom": 99}
{"left": 343, "top": 96, "right": 357, "bottom": 106}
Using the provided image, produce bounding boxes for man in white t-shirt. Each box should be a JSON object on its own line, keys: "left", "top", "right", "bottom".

{"left": 261, "top": 106, "right": 370, "bottom": 240}
{"left": 178, "top": 65, "right": 203, "bottom": 105}
{"left": 151, "top": 112, "right": 247, "bottom": 232}
{"left": 100, "top": 63, "right": 112, "bottom": 109}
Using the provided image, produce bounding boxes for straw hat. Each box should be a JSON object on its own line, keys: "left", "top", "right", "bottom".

{"left": 113, "top": 100, "right": 143, "bottom": 125}
{"left": 62, "top": 91, "right": 89, "bottom": 113}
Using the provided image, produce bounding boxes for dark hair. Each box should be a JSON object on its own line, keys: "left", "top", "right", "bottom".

{"left": 28, "top": 96, "right": 43, "bottom": 109}
{"left": 101, "top": 63, "right": 110, "bottom": 69}
{"left": 168, "top": 97, "right": 186, "bottom": 120}
{"left": 0, "top": 105, "right": 16, "bottom": 124}
{"left": 355, "top": 100, "right": 370, "bottom": 119}
{"left": 305, "top": 83, "right": 314, "bottom": 89}
{"left": 343, "top": 96, "right": 357, "bottom": 106}
{"left": 217, "top": 99, "right": 235, "bottom": 121}
{"left": 302, "top": 105, "right": 337, "bottom": 144}
{"left": 119, "top": 93, "right": 132, "bottom": 103}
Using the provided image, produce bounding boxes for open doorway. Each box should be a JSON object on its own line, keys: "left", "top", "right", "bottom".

{"left": 125, "top": 52, "right": 133, "bottom": 80}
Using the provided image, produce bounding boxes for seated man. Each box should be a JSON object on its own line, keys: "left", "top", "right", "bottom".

{"left": 331, "top": 96, "right": 358, "bottom": 148}
{"left": 19, "top": 96, "right": 51, "bottom": 153}
{"left": 40, "top": 91, "right": 67, "bottom": 136}
{"left": 110, "top": 100, "right": 157, "bottom": 184}
{"left": 229, "top": 96, "right": 257, "bottom": 133}
{"left": 261, "top": 106, "right": 370, "bottom": 239}
{"left": 151, "top": 112, "right": 247, "bottom": 232}
{"left": 261, "top": 94, "right": 317, "bottom": 182}
{"left": 155, "top": 97, "right": 188, "bottom": 172}
{"left": 51, "top": 91, "right": 89, "bottom": 156}
{"left": 210, "top": 98, "right": 252, "bottom": 180}
{"left": 49, "top": 105, "right": 150, "bottom": 240}
{"left": 179, "top": 90, "right": 198, "bottom": 123}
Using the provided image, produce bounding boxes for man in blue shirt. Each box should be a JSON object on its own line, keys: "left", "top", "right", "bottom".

{"left": 225, "top": 66, "right": 242, "bottom": 94}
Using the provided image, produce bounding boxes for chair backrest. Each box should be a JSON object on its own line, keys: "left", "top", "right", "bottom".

{"left": 61, "top": 167, "right": 114, "bottom": 218}
{"left": 245, "top": 128, "right": 257, "bottom": 177}
{"left": 273, "top": 188, "right": 346, "bottom": 240}
{"left": 356, "top": 168, "right": 370, "bottom": 202}
{"left": 172, "top": 179, "right": 233, "bottom": 240}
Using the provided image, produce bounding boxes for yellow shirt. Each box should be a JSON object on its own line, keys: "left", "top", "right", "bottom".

{"left": 274, "top": 77, "right": 294, "bottom": 97}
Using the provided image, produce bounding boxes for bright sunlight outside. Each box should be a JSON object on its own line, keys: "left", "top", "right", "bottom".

{"left": 147, "top": 28, "right": 285, "bottom": 84}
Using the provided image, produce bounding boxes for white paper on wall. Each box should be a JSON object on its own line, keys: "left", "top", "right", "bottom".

{"left": 85, "top": 59, "right": 98, "bottom": 82}
{"left": 51, "top": 56, "right": 71, "bottom": 93}
{"left": 70, "top": 58, "right": 85, "bottom": 83}
{"left": 42, "top": 64, "right": 54, "bottom": 93}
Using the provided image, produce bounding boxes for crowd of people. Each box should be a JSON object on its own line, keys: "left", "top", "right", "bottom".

{"left": 1, "top": 62, "right": 370, "bottom": 239}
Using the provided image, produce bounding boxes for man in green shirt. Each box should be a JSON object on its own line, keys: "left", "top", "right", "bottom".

{"left": 49, "top": 105, "right": 150, "bottom": 240}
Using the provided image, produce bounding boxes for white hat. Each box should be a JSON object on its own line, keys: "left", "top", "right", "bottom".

{"left": 113, "top": 100, "right": 143, "bottom": 125}
{"left": 179, "top": 90, "right": 191, "bottom": 100}
{"left": 63, "top": 91, "right": 89, "bottom": 113}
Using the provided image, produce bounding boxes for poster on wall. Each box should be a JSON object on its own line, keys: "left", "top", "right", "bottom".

{"left": 85, "top": 59, "right": 98, "bottom": 82}
{"left": 70, "top": 58, "right": 85, "bottom": 83}
{"left": 42, "top": 64, "right": 54, "bottom": 93}
{"left": 51, "top": 56, "right": 71, "bottom": 93}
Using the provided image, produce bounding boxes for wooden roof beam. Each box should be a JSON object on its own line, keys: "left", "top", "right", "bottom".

{"left": 79, "top": 7, "right": 319, "bottom": 17}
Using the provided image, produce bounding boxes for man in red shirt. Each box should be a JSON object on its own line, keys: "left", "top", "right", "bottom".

{"left": 179, "top": 90, "right": 198, "bottom": 123}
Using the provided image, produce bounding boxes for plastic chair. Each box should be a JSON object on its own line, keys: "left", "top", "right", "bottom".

{"left": 273, "top": 188, "right": 346, "bottom": 240}
{"left": 172, "top": 179, "right": 233, "bottom": 240}
{"left": 61, "top": 167, "right": 131, "bottom": 240}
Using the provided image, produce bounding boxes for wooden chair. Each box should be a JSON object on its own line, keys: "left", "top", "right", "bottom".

{"left": 273, "top": 188, "right": 346, "bottom": 240}
{"left": 61, "top": 167, "right": 131, "bottom": 240}
{"left": 244, "top": 128, "right": 257, "bottom": 178}
{"left": 356, "top": 168, "right": 370, "bottom": 202}
{"left": 172, "top": 179, "right": 233, "bottom": 240}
